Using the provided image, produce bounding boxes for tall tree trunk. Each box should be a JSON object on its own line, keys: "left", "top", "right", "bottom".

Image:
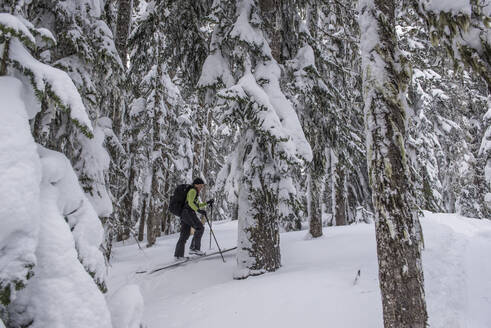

{"left": 147, "top": 53, "right": 165, "bottom": 246}
{"left": 161, "top": 166, "right": 171, "bottom": 233}
{"left": 359, "top": 0, "right": 428, "bottom": 327}
{"left": 0, "top": 39, "right": 9, "bottom": 76}
{"left": 192, "top": 128, "right": 202, "bottom": 179}
{"left": 137, "top": 207, "right": 145, "bottom": 241}
{"left": 259, "top": 0, "right": 281, "bottom": 62}
{"left": 308, "top": 172, "right": 323, "bottom": 238}
{"left": 155, "top": 219, "right": 162, "bottom": 237}
{"left": 121, "top": 165, "right": 135, "bottom": 241}
{"left": 235, "top": 133, "right": 281, "bottom": 279}
{"left": 145, "top": 195, "right": 157, "bottom": 247}
{"left": 115, "top": 0, "right": 133, "bottom": 65}
{"left": 200, "top": 105, "right": 212, "bottom": 201}
{"left": 138, "top": 198, "right": 146, "bottom": 241}
{"left": 334, "top": 157, "right": 347, "bottom": 226}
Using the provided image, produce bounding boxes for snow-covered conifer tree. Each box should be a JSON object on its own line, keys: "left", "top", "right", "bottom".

{"left": 158, "top": 0, "right": 213, "bottom": 217}
{"left": 317, "top": 0, "right": 369, "bottom": 226}
{"left": 26, "top": 0, "right": 121, "bottom": 213}
{"left": 283, "top": 0, "right": 369, "bottom": 234}
{"left": 0, "top": 12, "right": 113, "bottom": 327}
{"left": 128, "top": 1, "right": 196, "bottom": 245}
{"left": 199, "top": 0, "right": 312, "bottom": 279}
{"left": 282, "top": 2, "right": 327, "bottom": 236}
{"left": 115, "top": 0, "right": 133, "bottom": 65}
{"left": 22, "top": 0, "right": 128, "bottom": 257}
{"left": 403, "top": 1, "right": 490, "bottom": 218}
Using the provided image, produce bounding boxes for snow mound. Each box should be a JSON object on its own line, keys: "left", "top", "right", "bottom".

{"left": 1, "top": 76, "right": 111, "bottom": 328}
{"left": 10, "top": 149, "right": 112, "bottom": 328}
{"left": 0, "top": 76, "right": 40, "bottom": 309}
{"left": 108, "top": 285, "right": 144, "bottom": 328}
{"left": 38, "top": 146, "right": 107, "bottom": 285}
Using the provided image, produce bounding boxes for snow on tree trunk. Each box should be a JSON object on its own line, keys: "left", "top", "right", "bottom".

{"left": 234, "top": 130, "right": 282, "bottom": 279}
{"left": 358, "top": 0, "right": 428, "bottom": 327}
{"left": 481, "top": 97, "right": 491, "bottom": 211}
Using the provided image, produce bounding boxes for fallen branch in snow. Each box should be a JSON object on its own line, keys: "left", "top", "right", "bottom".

{"left": 128, "top": 228, "right": 152, "bottom": 262}
{"left": 63, "top": 199, "right": 84, "bottom": 217}
{"left": 353, "top": 269, "right": 361, "bottom": 285}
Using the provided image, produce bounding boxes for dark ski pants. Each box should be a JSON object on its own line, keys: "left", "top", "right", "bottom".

{"left": 174, "top": 208, "right": 204, "bottom": 257}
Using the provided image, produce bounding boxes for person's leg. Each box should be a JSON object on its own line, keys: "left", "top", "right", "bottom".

{"left": 190, "top": 214, "right": 205, "bottom": 251}
{"left": 174, "top": 220, "right": 191, "bottom": 257}
{"left": 190, "top": 231, "right": 196, "bottom": 251}
{"left": 184, "top": 209, "right": 197, "bottom": 250}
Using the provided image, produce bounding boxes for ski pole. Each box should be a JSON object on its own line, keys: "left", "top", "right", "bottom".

{"left": 209, "top": 203, "right": 213, "bottom": 250}
{"left": 204, "top": 209, "right": 225, "bottom": 263}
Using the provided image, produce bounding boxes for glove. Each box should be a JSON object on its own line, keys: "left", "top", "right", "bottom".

{"left": 198, "top": 209, "right": 207, "bottom": 216}
{"left": 207, "top": 199, "right": 215, "bottom": 206}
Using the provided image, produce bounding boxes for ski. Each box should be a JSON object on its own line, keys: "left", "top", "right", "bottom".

{"left": 135, "top": 246, "right": 237, "bottom": 275}
{"left": 135, "top": 258, "right": 189, "bottom": 274}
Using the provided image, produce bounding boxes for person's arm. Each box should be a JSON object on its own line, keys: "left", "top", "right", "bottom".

{"left": 186, "top": 189, "right": 207, "bottom": 211}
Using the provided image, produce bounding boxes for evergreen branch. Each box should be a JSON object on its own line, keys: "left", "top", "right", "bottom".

{"left": 11, "top": 59, "right": 94, "bottom": 138}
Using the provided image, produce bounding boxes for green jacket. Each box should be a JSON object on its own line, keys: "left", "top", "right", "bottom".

{"left": 186, "top": 188, "right": 207, "bottom": 212}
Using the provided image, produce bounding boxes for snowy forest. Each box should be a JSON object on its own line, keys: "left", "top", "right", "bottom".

{"left": 0, "top": 0, "right": 489, "bottom": 327}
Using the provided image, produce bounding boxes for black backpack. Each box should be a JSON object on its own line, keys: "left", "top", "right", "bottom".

{"left": 169, "top": 184, "right": 192, "bottom": 216}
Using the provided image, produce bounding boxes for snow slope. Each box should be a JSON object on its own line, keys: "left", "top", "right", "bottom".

{"left": 108, "top": 212, "right": 491, "bottom": 328}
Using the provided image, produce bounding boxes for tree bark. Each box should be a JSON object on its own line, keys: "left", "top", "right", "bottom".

{"left": 145, "top": 195, "right": 156, "bottom": 247}
{"left": 334, "top": 158, "right": 347, "bottom": 226}
{"left": 138, "top": 198, "right": 146, "bottom": 241}
{"left": 146, "top": 50, "right": 165, "bottom": 246}
{"left": 308, "top": 164, "right": 323, "bottom": 238}
{"left": 161, "top": 166, "right": 171, "bottom": 233}
{"left": 259, "top": 0, "right": 281, "bottom": 62}
{"left": 0, "top": 39, "right": 9, "bottom": 76}
{"left": 115, "top": 0, "right": 133, "bottom": 65}
{"left": 359, "top": 0, "right": 428, "bottom": 327}
{"left": 200, "top": 105, "right": 212, "bottom": 201}
{"left": 235, "top": 133, "right": 281, "bottom": 279}
{"left": 138, "top": 201, "right": 145, "bottom": 241}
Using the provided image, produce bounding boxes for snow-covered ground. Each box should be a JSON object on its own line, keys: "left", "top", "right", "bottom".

{"left": 107, "top": 212, "right": 491, "bottom": 328}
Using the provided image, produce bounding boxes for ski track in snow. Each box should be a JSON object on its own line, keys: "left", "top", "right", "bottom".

{"left": 422, "top": 212, "right": 491, "bottom": 328}
{"left": 108, "top": 213, "right": 491, "bottom": 328}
